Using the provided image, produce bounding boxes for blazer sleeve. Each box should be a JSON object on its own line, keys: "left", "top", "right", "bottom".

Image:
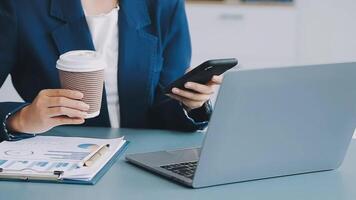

{"left": 0, "top": 1, "right": 33, "bottom": 142}
{"left": 150, "top": 0, "right": 212, "bottom": 132}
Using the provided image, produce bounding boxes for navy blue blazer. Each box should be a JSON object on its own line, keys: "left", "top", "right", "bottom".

{"left": 0, "top": 0, "right": 211, "bottom": 141}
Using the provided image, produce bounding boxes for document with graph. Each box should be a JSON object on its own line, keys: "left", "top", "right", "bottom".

{"left": 0, "top": 136, "right": 128, "bottom": 184}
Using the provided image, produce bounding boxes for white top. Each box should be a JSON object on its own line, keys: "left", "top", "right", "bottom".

{"left": 85, "top": 7, "right": 120, "bottom": 128}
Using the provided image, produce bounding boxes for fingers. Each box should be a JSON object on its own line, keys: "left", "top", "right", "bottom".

{"left": 51, "top": 116, "right": 85, "bottom": 127}
{"left": 168, "top": 94, "right": 204, "bottom": 109}
{"left": 47, "top": 107, "right": 88, "bottom": 118}
{"left": 210, "top": 75, "right": 223, "bottom": 84}
{"left": 184, "top": 82, "right": 214, "bottom": 95}
{"left": 167, "top": 76, "right": 221, "bottom": 109}
{"left": 38, "top": 89, "right": 89, "bottom": 111}
{"left": 172, "top": 88, "right": 210, "bottom": 102}
{"left": 40, "top": 89, "right": 84, "bottom": 100}
{"left": 47, "top": 97, "right": 90, "bottom": 111}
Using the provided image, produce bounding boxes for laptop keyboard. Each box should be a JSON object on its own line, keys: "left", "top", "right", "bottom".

{"left": 161, "top": 161, "right": 198, "bottom": 179}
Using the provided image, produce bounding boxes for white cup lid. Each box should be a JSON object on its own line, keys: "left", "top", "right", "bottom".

{"left": 56, "top": 50, "right": 106, "bottom": 72}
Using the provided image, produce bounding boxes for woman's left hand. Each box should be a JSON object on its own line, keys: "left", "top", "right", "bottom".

{"left": 168, "top": 68, "right": 223, "bottom": 110}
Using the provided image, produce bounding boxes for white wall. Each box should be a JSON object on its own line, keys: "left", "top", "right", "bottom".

{"left": 187, "top": 4, "right": 298, "bottom": 68}
{"left": 296, "top": 0, "right": 356, "bottom": 65}
{"left": 187, "top": 1, "right": 356, "bottom": 68}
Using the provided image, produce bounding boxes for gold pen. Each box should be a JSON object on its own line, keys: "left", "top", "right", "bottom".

{"left": 80, "top": 144, "right": 110, "bottom": 167}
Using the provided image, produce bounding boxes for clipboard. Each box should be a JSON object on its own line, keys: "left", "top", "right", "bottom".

{"left": 0, "top": 141, "right": 129, "bottom": 185}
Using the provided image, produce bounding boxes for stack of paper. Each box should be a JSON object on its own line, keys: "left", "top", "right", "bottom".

{"left": 0, "top": 136, "right": 127, "bottom": 184}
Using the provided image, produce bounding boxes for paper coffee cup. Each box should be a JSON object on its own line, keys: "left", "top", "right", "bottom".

{"left": 56, "top": 50, "right": 106, "bottom": 119}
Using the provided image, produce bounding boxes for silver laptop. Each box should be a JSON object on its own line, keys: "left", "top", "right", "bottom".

{"left": 126, "top": 62, "right": 356, "bottom": 188}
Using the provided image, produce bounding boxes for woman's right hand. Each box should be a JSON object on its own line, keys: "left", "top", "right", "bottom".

{"left": 7, "top": 89, "right": 90, "bottom": 134}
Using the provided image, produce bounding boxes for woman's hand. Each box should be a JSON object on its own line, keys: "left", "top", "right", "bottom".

{"left": 168, "top": 68, "right": 223, "bottom": 110}
{"left": 7, "top": 89, "right": 90, "bottom": 134}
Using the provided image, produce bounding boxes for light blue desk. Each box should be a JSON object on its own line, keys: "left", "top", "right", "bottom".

{"left": 0, "top": 127, "right": 355, "bottom": 200}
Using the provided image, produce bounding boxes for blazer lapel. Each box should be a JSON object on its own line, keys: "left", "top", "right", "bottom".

{"left": 119, "top": 0, "right": 151, "bottom": 29}
{"left": 118, "top": 0, "right": 161, "bottom": 127}
{"left": 50, "top": 0, "right": 95, "bottom": 54}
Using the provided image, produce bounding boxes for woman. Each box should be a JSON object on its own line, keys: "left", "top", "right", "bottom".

{"left": 0, "top": 0, "right": 222, "bottom": 141}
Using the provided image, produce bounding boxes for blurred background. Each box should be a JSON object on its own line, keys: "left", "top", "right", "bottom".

{"left": 1, "top": 0, "right": 356, "bottom": 109}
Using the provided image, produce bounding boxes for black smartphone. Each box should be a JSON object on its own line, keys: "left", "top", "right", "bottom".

{"left": 164, "top": 58, "right": 238, "bottom": 94}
